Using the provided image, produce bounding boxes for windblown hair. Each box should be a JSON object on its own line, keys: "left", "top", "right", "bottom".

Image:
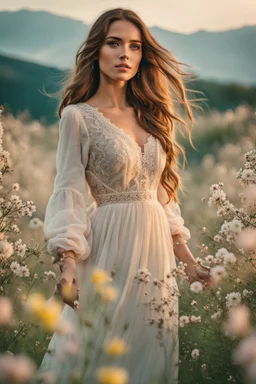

{"left": 55, "top": 8, "right": 205, "bottom": 205}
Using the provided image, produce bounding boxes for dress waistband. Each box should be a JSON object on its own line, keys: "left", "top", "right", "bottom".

{"left": 95, "top": 190, "right": 158, "bottom": 207}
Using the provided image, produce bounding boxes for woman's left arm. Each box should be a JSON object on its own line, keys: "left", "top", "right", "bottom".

{"left": 172, "top": 233, "right": 195, "bottom": 268}
{"left": 172, "top": 234, "right": 213, "bottom": 285}
{"left": 157, "top": 182, "right": 212, "bottom": 284}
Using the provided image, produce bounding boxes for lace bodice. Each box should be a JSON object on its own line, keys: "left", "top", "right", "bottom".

{"left": 43, "top": 103, "right": 191, "bottom": 262}
{"left": 76, "top": 103, "right": 167, "bottom": 205}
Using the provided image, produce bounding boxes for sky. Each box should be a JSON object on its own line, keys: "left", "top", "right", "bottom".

{"left": 1, "top": 0, "right": 256, "bottom": 33}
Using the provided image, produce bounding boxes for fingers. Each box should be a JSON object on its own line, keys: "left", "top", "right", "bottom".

{"left": 57, "top": 279, "right": 79, "bottom": 309}
{"left": 188, "top": 269, "right": 215, "bottom": 289}
{"left": 199, "top": 263, "right": 211, "bottom": 272}
{"left": 62, "top": 293, "right": 79, "bottom": 309}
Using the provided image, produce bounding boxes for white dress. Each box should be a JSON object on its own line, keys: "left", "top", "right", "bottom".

{"left": 38, "top": 103, "right": 191, "bottom": 384}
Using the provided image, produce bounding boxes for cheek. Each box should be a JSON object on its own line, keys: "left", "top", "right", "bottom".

{"left": 133, "top": 51, "right": 142, "bottom": 65}
{"left": 99, "top": 46, "right": 115, "bottom": 63}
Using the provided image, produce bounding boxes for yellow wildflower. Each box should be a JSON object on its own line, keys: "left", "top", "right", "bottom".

{"left": 103, "top": 337, "right": 129, "bottom": 356}
{"left": 25, "top": 293, "right": 62, "bottom": 331}
{"left": 25, "top": 293, "right": 45, "bottom": 316}
{"left": 96, "top": 366, "right": 129, "bottom": 384}
{"left": 91, "top": 268, "right": 112, "bottom": 288}
{"left": 99, "top": 285, "right": 118, "bottom": 302}
{"left": 39, "top": 301, "right": 62, "bottom": 331}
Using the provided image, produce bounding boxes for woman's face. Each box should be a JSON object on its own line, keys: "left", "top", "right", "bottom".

{"left": 98, "top": 19, "right": 143, "bottom": 82}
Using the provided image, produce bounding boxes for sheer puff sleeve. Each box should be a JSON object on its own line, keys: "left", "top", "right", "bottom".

{"left": 43, "top": 104, "right": 94, "bottom": 264}
{"left": 157, "top": 181, "right": 191, "bottom": 241}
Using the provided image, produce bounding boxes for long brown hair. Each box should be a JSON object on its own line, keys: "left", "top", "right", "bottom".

{"left": 54, "top": 8, "right": 205, "bottom": 204}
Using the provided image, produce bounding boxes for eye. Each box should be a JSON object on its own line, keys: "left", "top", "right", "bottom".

{"left": 131, "top": 44, "right": 141, "bottom": 50}
{"left": 108, "top": 41, "right": 141, "bottom": 50}
{"left": 108, "top": 41, "right": 118, "bottom": 47}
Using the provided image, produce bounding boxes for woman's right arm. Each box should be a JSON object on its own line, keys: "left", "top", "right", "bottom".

{"left": 43, "top": 105, "right": 94, "bottom": 306}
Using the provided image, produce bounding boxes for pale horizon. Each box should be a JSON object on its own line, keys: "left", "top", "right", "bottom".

{"left": 2, "top": 0, "right": 256, "bottom": 34}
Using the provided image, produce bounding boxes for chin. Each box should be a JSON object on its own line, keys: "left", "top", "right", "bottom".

{"left": 115, "top": 72, "right": 133, "bottom": 78}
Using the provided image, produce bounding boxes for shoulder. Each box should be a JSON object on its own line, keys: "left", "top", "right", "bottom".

{"left": 61, "top": 104, "right": 91, "bottom": 129}
{"left": 60, "top": 104, "right": 91, "bottom": 146}
{"left": 60, "top": 104, "right": 90, "bottom": 132}
{"left": 61, "top": 104, "right": 83, "bottom": 121}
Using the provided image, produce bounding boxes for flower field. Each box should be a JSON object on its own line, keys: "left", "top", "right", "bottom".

{"left": 0, "top": 104, "right": 255, "bottom": 384}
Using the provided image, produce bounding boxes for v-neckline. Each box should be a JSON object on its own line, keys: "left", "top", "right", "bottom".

{"left": 81, "top": 102, "right": 153, "bottom": 155}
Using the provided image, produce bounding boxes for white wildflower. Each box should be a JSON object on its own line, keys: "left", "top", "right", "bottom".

{"left": 29, "top": 217, "right": 44, "bottom": 230}
{"left": 223, "top": 252, "right": 237, "bottom": 264}
{"left": 209, "top": 184, "right": 221, "bottom": 193}
{"left": 18, "top": 265, "right": 30, "bottom": 278}
{"left": 191, "top": 348, "right": 199, "bottom": 359}
{"left": 190, "top": 281, "right": 203, "bottom": 293}
{"left": 179, "top": 315, "right": 190, "bottom": 328}
{"left": 208, "top": 189, "right": 226, "bottom": 206}
{"left": 230, "top": 219, "right": 243, "bottom": 234}
{"left": 215, "top": 248, "right": 229, "bottom": 260}
{"left": 10, "top": 261, "right": 21, "bottom": 276}
{"left": 242, "top": 290, "right": 253, "bottom": 298}
{"left": 0, "top": 241, "right": 14, "bottom": 259}
{"left": 11, "top": 224, "right": 20, "bottom": 233}
{"left": 226, "top": 292, "right": 242, "bottom": 308}
{"left": 210, "top": 266, "right": 227, "bottom": 284}
{"left": 44, "top": 271, "right": 56, "bottom": 280}
{"left": 211, "top": 310, "right": 222, "bottom": 320}
{"left": 135, "top": 268, "right": 151, "bottom": 283}
{"left": 12, "top": 183, "right": 20, "bottom": 191}
{"left": 205, "top": 255, "right": 214, "bottom": 263}
{"left": 240, "top": 169, "right": 254, "bottom": 182}
{"left": 14, "top": 239, "right": 27, "bottom": 258}
{"left": 213, "top": 235, "right": 222, "bottom": 242}
{"left": 220, "top": 221, "right": 232, "bottom": 235}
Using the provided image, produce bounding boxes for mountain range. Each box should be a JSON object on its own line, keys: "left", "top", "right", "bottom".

{"left": 0, "top": 9, "right": 255, "bottom": 86}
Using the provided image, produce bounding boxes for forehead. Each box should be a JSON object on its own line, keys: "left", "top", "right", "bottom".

{"left": 106, "top": 20, "right": 142, "bottom": 40}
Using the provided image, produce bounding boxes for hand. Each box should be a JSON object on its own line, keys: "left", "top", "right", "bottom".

{"left": 56, "top": 264, "right": 79, "bottom": 309}
{"left": 186, "top": 263, "right": 215, "bottom": 288}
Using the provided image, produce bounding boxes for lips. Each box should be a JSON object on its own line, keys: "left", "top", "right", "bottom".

{"left": 115, "top": 64, "right": 131, "bottom": 69}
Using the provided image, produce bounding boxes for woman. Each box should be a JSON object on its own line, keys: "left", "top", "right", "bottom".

{"left": 39, "top": 7, "right": 213, "bottom": 384}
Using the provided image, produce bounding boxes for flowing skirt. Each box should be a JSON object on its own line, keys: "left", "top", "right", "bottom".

{"left": 37, "top": 200, "right": 180, "bottom": 384}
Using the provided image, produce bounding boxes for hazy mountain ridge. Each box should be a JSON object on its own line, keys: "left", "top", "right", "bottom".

{"left": 1, "top": 53, "right": 256, "bottom": 125}
{"left": 1, "top": 9, "right": 255, "bottom": 84}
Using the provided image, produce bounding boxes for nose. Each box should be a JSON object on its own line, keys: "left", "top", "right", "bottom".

{"left": 119, "top": 52, "right": 129, "bottom": 60}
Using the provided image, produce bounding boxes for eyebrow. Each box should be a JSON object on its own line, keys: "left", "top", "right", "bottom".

{"left": 105, "top": 36, "right": 142, "bottom": 43}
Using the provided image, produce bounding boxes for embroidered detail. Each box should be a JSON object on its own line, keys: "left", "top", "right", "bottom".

{"left": 96, "top": 190, "right": 158, "bottom": 207}
{"left": 83, "top": 102, "right": 152, "bottom": 155}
